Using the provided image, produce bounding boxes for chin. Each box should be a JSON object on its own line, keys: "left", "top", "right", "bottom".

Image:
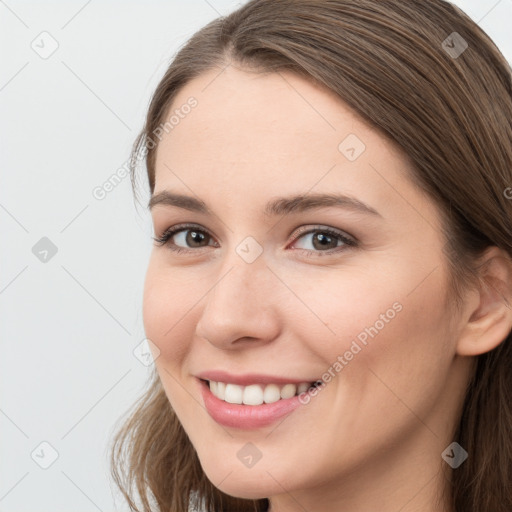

{"left": 196, "top": 452, "right": 282, "bottom": 500}
{"left": 205, "top": 471, "right": 275, "bottom": 501}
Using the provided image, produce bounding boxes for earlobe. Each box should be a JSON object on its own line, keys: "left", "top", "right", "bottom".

{"left": 456, "top": 247, "right": 512, "bottom": 357}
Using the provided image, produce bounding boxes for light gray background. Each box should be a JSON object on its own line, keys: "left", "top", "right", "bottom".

{"left": 1, "top": 1, "right": 511, "bottom": 511}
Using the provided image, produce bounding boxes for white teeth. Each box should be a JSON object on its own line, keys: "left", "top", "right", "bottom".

{"left": 217, "top": 381, "right": 226, "bottom": 400}
{"left": 297, "top": 382, "right": 310, "bottom": 394}
{"left": 208, "top": 380, "right": 312, "bottom": 405}
{"left": 243, "top": 384, "right": 264, "bottom": 405}
{"left": 280, "top": 383, "right": 296, "bottom": 399}
{"left": 224, "top": 383, "right": 243, "bottom": 404}
{"left": 263, "top": 384, "right": 281, "bottom": 404}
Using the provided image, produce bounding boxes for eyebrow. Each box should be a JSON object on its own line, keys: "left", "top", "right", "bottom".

{"left": 148, "top": 191, "right": 382, "bottom": 218}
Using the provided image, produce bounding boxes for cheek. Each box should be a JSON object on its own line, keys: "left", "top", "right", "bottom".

{"left": 142, "top": 260, "right": 195, "bottom": 366}
{"left": 326, "top": 265, "right": 454, "bottom": 428}
{"left": 275, "top": 265, "right": 454, "bottom": 470}
{"left": 142, "top": 264, "right": 203, "bottom": 420}
{"left": 280, "top": 263, "right": 408, "bottom": 359}
{"left": 287, "top": 259, "right": 453, "bottom": 399}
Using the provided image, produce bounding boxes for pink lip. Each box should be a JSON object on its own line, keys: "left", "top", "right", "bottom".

{"left": 198, "top": 379, "right": 306, "bottom": 429}
{"left": 196, "top": 370, "right": 316, "bottom": 386}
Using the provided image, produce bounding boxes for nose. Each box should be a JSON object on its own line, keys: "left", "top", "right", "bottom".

{"left": 195, "top": 253, "right": 281, "bottom": 350}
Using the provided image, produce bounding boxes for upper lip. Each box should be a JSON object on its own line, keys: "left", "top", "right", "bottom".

{"left": 196, "top": 370, "right": 316, "bottom": 386}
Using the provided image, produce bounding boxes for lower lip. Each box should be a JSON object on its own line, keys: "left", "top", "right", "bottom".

{"left": 199, "top": 379, "right": 305, "bottom": 429}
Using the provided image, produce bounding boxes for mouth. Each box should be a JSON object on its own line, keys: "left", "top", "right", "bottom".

{"left": 201, "top": 379, "right": 320, "bottom": 406}
{"left": 199, "top": 377, "right": 319, "bottom": 429}
{"left": 196, "top": 370, "right": 323, "bottom": 429}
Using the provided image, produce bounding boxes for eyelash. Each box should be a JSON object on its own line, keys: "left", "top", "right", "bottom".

{"left": 152, "top": 223, "right": 357, "bottom": 257}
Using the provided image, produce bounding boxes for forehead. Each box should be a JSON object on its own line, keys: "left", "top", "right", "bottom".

{"left": 163, "top": 66, "right": 373, "bottom": 153}
{"left": 152, "top": 65, "right": 439, "bottom": 234}
{"left": 156, "top": 67, "right": 403, "bottom": 178}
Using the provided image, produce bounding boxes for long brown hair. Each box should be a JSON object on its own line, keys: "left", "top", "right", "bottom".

{"left": 110, "top": 1, "right": 512, "bottom": 510}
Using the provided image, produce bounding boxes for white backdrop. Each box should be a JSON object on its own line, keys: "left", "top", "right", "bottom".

{"left": 1, "top": 1, "right": 511, "bottom": 511}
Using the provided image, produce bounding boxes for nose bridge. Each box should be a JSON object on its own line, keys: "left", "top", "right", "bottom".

{"left": 212, "top": 233, "right": 272, "bottom": 306}
{"left": 195, "top": 242, "right": 280, "bottom": 347}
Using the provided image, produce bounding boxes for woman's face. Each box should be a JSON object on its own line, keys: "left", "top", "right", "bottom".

{"left": 143, "top": 65, "right": 472, "bottom": 509}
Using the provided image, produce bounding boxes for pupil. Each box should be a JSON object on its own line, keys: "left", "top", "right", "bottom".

{"left": 188, "top": 230, "right": 206, "bottom": 247}
{"left": 314, "top": 233, "right": 335, "bottom": 249}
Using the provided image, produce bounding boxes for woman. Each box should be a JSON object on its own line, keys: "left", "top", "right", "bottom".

{"left": 110, "top": 1, "right": 512, "bottom": 511}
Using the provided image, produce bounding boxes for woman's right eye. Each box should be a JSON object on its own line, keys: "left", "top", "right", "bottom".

{"left": 153, "top": 224, "right": 217, "bottom": 253}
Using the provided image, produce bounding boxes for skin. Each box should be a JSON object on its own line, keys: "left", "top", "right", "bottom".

{"left": 143, "top": 64, "right": 512, "bottom": 512}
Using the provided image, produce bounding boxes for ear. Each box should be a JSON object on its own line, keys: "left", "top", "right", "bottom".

{"left": 456, "top": 246, "right": 512, "bottom": 356}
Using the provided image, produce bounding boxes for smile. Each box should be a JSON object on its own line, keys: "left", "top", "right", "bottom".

{"left": 207, "top": 380, "right": 315, "bottom": 405}
{"left": 198, "top": 377, "right": 321, "bottom": 429}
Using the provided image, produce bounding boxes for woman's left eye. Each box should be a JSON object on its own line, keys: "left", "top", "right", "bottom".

{"left": 289, "top": 227, "right": 356, "bottom": 254}
{"left": 153, "top": 224, "right": 356, "bottom": 256}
